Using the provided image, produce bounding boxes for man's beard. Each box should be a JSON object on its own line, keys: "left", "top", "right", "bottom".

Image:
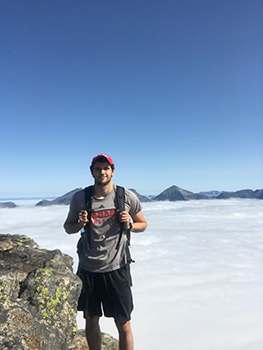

{"left": 95, "top": 176, "right": 112, "bottom": 187}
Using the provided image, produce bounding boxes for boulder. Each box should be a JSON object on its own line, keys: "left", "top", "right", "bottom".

{"left": 0, "top": 233, "right": 82, "bottom": 349}
{"left": 73, "top": 330, "right": 118, "bottom": 350}
{"left": 0, "top": 234, "right": 81, "bottom": 350}
{"left": 0, "top": 234, "right": 118, "bottom": 350}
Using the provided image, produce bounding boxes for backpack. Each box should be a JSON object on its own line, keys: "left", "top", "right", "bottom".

{"left": 84, "top": 185, "right": 134, "bottom": 263}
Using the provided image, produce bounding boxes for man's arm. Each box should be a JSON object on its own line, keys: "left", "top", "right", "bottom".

{"left": 120, "top": 210, "right": 147, "bottom": 232}
{"left": 64, "top": 210, "right": 89, "bottom": 234}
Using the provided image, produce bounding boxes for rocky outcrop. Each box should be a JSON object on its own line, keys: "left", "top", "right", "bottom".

{"left": 73, "top": 330, "right": 118, "bottom": 350}
{"left": 0, "top": 234, "right": 118, "bottom": 350}
{"left": 0, "top": 234, "right": 82, "bottom": 349}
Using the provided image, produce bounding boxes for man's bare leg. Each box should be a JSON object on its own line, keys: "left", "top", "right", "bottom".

{"left": 115, "top": 320, "right": 134, "bottom": 350}
{"left": 86, "top": 316, "right": 101, "bottom": 350}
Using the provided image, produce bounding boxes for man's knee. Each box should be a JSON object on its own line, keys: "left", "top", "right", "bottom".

{"left": 86, "top": 316, "right": 100, "bottom": 328}
{"left": 116, "top": 320, "right": 132, "bottom": 334}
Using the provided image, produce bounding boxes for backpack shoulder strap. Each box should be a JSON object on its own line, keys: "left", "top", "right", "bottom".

{"left": 115, "top": 186, "right": 134, "bottom": 263}
{"left": 115, "top": 186, "right": 125, "bottom": 250}
{"left": 84, "top": 185, "right": 94, "bottom": 248}
{"left": 84, "top": 185, "right": 94, "bottom": 212}
{"left": 116, "top": 185, "right": 125, "bottom": 213}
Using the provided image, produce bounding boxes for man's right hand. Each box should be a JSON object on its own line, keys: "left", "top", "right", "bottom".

{"left": 78, "top": 210, "right": 89, "bottom": 226}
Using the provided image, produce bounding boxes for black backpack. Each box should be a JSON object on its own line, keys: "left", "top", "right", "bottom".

{"left": 84, "top": 185, "right": 134, "bottom": 263}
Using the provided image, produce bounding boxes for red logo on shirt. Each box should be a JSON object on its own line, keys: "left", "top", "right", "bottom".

{"left": 91, "top": 209, "right": 116, "bottom": 224}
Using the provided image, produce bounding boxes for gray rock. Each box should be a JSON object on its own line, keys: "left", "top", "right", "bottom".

{"left": 0, "top": 234, "right": 82, "bottom": 350}
{"left": 0, "top": 234, "right": 119, "bottom": 350}
{"left": 73, "top": 330, "right": 118, "bottom": 350}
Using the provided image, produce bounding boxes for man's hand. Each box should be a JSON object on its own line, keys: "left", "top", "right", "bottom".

{"left": 119, "top": 211, "right": 131, "bottom": 230}
{"left": 78, "top": 210, "right": 89, "bottom": 227}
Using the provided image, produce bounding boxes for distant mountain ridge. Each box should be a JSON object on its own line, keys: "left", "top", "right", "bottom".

{"left": 154, "top": 185, "right": 209, "bottom": 201}
{"left": 0, "top": 201, "right": 17, "bottom": 208}
{"left": 1, "top": 186, "right": 262, "bottom": 209}
{"left": 34, "top": 185, "right": 263, "bottom": 206}
{"left": 128, "top": 188, "right": 152, "bottom": 202}
{"left": 217, "top": 189, "right": 263, "bottom": 200}
{"left": 199, "top": 190, "right": 222, "bottom": 197}
{"left": 153, "top": 186, "right": 263, "bottom": 201}
{"left": 36, "top": 188, "right": 82, "bottom": 206}
{"left": 35, "top": 187, "right": 151, "bottom": 206}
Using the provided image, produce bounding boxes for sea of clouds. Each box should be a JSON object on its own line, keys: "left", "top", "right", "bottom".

{"left": 1, "top": 198, "right": 263, "bottom": 350}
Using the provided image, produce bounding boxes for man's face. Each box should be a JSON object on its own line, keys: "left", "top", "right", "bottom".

{"left": 91, "top": 161, "right": 115, "bottom": 185}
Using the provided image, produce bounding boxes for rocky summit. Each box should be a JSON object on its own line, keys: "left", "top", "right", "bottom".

{"left": 0, "top": 234, "right": 118, "bottom": 350}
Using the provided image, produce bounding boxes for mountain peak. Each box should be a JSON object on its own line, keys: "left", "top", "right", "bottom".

{"left": 154, "top": 185, "right": 209, "bottom": 201}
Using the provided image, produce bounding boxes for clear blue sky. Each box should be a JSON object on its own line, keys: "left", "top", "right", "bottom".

{"left": 1, "top": 0, "right": 262, "bottom": 198}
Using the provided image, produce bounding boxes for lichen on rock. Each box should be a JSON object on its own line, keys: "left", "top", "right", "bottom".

{"left": 73, "top": 330, "right": 118, "bottom": 350}
{"left": 0, "top": 233, "right": 119, "bottom": 350}
{"left": 0, "top": 234, "right": 82, "bottom": 349}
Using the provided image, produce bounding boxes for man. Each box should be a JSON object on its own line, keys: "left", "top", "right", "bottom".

{"left": 64, "top": 154, "right": 147, "bottom": 350}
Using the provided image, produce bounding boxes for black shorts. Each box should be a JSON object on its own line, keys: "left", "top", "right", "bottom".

{"left": 77, "top": 264, "right": 133, "bottom": 324}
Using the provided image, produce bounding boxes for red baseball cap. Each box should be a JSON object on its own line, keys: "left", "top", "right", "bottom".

{"left": 91, "top": 153, "right": 114, "bottom": 167}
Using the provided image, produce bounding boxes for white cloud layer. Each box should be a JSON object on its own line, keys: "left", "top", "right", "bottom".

{"left": 1, "top": 199, "right": 263, "bottom": 350}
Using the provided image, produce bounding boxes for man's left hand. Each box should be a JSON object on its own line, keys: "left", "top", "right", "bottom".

{"left": 119, "top": 211, "right": 131, "bottom": 230}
